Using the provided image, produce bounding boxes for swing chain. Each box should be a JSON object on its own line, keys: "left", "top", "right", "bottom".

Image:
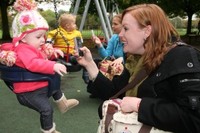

{"left": 51, "top": 0, "right": 70, "bottom": 46}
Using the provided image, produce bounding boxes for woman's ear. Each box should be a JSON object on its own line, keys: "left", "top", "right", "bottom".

{"left": 144, "top": 25, "right": 152, "bottom": 39}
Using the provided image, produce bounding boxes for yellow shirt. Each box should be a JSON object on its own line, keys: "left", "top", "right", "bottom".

{"left": 47, "top": 26, "right": 82, "bottom": 54}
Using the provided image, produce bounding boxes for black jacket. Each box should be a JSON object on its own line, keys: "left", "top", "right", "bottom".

{"left": 92, "top": 44, "right": 200, "bottom": 133}
{"left": 138, "top": 45, "right": 200, "bottom": 133}
{"left": 87, "top": 66, "right": 130, "bottom": 100}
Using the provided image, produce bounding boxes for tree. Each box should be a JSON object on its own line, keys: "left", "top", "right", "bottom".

{"left": 0, "top": 0, "right": 68, "bottom": 41}
{"left": 117, "top": 0, "right": 200, "bottom": 34}
{"left": 157, "top": 0, "right": 200, "bottom": 34}
{"left": 0, "top": 0, "right": 15, "bottom": 41}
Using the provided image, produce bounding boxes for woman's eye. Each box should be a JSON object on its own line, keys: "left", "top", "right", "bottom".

{"left": 124, "top": 27, "right": 128, "bottom": 31}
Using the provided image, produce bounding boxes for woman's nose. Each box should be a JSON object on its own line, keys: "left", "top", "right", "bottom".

{"left": 119, "top": 30, "right": 123, "bottom": 37}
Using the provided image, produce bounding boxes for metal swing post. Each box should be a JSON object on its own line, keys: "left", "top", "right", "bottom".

{"left": 78, "top": 0, "right": 91, "bottom": 31}
{"left": 78, "top": 0, "right": 113, "bottom": 41}
{"left": 111, "top": 0, "right": 119, "bottom": 15}
{"left": 99, "top": 0, "right": 113, "bottom": 36}
{"left": 94, "top": 0, "right": 111, "bottom": 41}
{"left": 72, "top": 0, "right": 81, "bottom": 15}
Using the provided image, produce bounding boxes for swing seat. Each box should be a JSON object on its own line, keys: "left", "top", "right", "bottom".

{"left": 56, "top": 55, "right": 82, "bottom": 72}
{"left": 53, "top": 37, "right": 83, "bottom": 72}
{"left": 0, "top": 63, "right": 60, "bottom": 96}
{"left": 54, "top": 52, "right": 82, "bottom": 72}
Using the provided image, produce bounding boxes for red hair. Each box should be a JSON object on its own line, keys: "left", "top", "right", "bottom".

{"left": 122, "top": 4, "right": 180, "bottom": 73}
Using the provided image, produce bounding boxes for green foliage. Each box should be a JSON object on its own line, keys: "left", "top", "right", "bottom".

{"left": 0, "top": 30, "right": 2, "bottom": 38}
{"left": 71, "top": 0, "right": 98, "bottom": 15}
{"left": 0, "top": 11, "right": 1, "bottom": 30}
{"left": 77, "top": 14, "right": 100, "bottom": 30}
{"left": 116, "top": 0, "right": 200, "bottom": 34}
{"left": 170, "top": 17, "right": 184, "bottom": 28}
{"left": 40, "top": 9, "right": 57, "bottom": 29}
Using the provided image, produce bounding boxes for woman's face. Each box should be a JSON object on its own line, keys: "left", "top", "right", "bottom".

{"left": 119, "top": 13, "right": 146, "bottom": 55}
{"left": 112, "top": 17, "right": 122, "bottom": 34}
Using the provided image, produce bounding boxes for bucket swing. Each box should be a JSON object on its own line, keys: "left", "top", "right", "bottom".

{"left": 48, "top": 0, "right": 83, "bottom": 72}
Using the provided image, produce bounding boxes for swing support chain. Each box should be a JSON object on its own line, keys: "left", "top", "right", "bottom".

{"left": 52, "top": 0, "right": 71, "bottom": 62}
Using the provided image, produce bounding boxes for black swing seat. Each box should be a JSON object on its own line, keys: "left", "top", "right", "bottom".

{"left": 56, "top": 56, "right": 82, "bottom": 72}
{"left": 0, "top": 63, "right": 60, "bottom": 96}
{"left": 66, "top": 63, "right": 82, "bottom": 72}
{"left": 50, "top": 37, "right": 83, "bottom": 72}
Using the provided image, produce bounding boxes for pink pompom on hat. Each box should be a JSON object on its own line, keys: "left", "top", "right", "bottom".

{"left": 12, "top": 0, "right": 49, "bottom": 46}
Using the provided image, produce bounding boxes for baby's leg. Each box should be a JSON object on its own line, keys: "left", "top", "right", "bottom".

{"left": 53, "top": 90, "right": 79, "bottom": 113}
{"left": 16, "top": 87, "right": 56, "bottom": 131}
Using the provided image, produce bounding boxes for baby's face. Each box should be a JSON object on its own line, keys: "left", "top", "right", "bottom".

{"left": 65, "top": 22, "right": 77, "bottom": 32}
{"left": 21, "top": 30, "right": 46, "bottom": 49}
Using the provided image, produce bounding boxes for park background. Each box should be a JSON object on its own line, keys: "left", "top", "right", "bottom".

{"left": 1, "top": 0, "right": 200, "bottom": 43}
{"left": 0, "top": 0, "right": 200, "bottom": 133}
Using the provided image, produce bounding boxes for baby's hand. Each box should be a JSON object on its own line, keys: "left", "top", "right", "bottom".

{"left": 53, "top": 63, "right": 67, "bottom": 76}
{"left": 41, "top": 43, "right": 54, "bottom": 58}
{"left": 54, "top": 49, "right": 64, "bottom": 58}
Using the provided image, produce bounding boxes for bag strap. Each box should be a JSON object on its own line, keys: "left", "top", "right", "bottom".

{"left": 138, "top": 124, "right": 152, "bottom": 133}
{"left": 104, "top": 104, "right": 152, "bottom": 133}
{"left": 105, "top": 104, "right": 119, "bottom": 133}
{"left": 110, "top": 68, "right": 147, "bottom": 99}
{"left": 103, "top": 67, "right": 149, "bottom": 133}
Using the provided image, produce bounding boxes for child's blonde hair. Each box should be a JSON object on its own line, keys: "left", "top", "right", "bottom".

{"left": 58, "top": 13, "right": 76, "bottom": 28}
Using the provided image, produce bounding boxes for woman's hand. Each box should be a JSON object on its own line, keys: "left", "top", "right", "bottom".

{"left": 120, "top": 97, "right": 141, "bottom": 113}
{"left": 76, "top": 46, "right": 99, "bottom": 81}
{"left": 75, "top": 46, "right": 94, "bottom": 67}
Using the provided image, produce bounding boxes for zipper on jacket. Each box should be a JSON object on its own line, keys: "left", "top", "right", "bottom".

{"left": 180, "top": 79, "right": 200, "bottom": 83}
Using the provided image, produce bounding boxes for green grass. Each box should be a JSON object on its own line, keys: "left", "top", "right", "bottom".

{"left": 81, "top": 29, "right": 105, "bottom": 39}
{"left": 176, "top": 29, "right": 186, "bottom": 36}
{"left": 176, "top": 28, "right": 198, "bottom": 36}
{"left": 0, "top": 71, "right": 102, "bottom": 133}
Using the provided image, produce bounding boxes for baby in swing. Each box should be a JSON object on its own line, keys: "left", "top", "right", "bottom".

{"left": 47, "top": 13, "right": 83, "bottom": 64}
{"left": 0, "top": 0, "right": 79, "bottom": 132}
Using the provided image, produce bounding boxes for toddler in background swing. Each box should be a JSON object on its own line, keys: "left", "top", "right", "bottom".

{"left": 47, "top": 13, "right": 83, "bottom": 64}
